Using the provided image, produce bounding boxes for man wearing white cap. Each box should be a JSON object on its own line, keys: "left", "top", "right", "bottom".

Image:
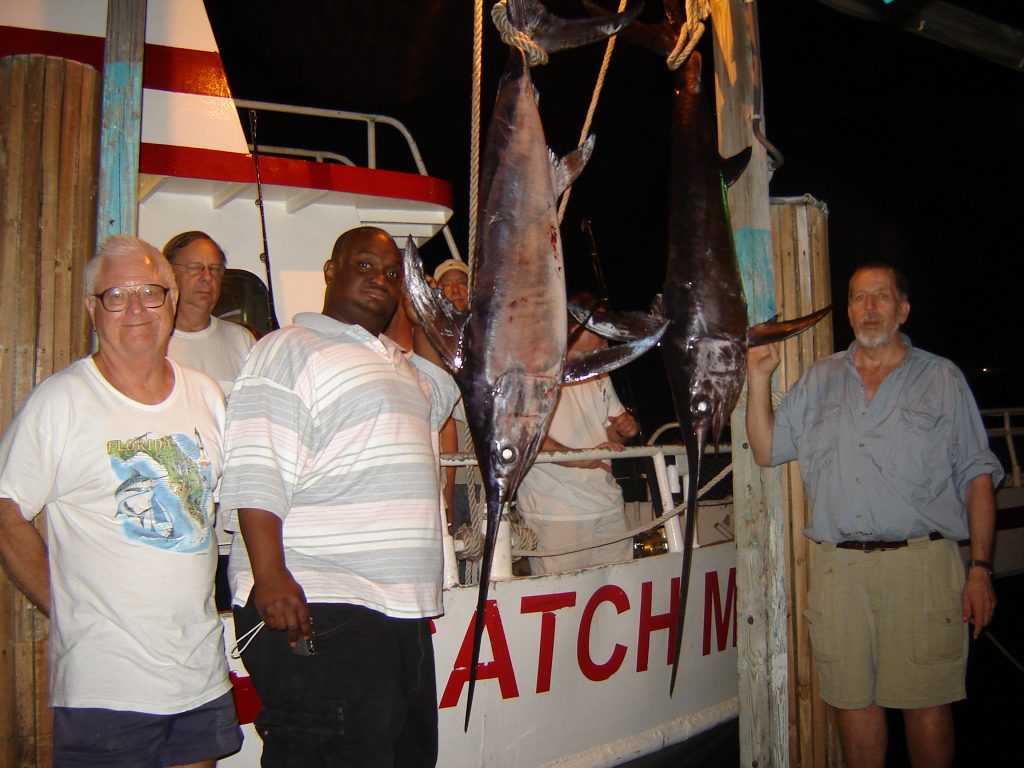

{"left": 433, "top": 258, "right": 469, "bottom": 313}
{"left": 432, "top": 259, "right": 474, "bottom": 538}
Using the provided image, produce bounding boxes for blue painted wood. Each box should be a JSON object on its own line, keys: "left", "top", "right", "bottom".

{"left": 96, "top": 0, "right": 146, "bottom": 245}
{"left": 735, "top": 227, "right": 776, "bottom": 325}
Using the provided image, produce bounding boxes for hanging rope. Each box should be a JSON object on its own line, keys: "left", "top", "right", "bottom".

{"left": 666, "top": 0, "right": 711, "bottom": 71}
{"left": 455, "top": 420, "right": 485, "bottom": 562}
{"left": 467, "top": 0, "right": 484, "bottom": 272}
{"left": 556, "top": 0, "right": 632, "bottom": 224}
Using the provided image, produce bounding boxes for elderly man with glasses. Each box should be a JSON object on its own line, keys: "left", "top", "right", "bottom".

{"left": 163, "top": 231, "right": 255, "bottom": 397}
{"left": 0, "top": 236, "right": 241, "bottom": 767}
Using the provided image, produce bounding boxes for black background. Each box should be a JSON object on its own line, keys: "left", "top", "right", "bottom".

{"left": 205, "top": 0, "right": 1024, "bottom": 428}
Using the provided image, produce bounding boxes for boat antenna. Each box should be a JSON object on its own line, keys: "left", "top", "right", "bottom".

{"left": 248, "top": 108, "right": 281, "bottom": 330}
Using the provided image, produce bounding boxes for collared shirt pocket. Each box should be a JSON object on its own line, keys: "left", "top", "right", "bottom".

{"left": 887, "top": 407, "right": 949, "bottom": 489}
{"left": 804, "top": 404, "right": 840, "bottom": 475}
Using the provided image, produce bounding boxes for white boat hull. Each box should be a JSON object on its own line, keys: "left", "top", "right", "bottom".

{"left": 221, "top": 542, "right": 739, "bottom": 767}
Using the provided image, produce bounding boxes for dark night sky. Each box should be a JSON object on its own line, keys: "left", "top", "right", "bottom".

{"left": 205, "top": 0, "right": 1024, "bottom": 423}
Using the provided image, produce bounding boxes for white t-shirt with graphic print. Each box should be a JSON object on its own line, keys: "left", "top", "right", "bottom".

{"left": 0, "top": 358, "right": 230, "bottom": 714}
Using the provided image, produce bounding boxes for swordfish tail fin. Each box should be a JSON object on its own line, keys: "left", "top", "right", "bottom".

{"left": 464, "top": 494, "right": 504, "bottom": 730}
{"left": 747, "top": 305, "right": 832, "bottom": 347}
{"left": 506, "top": 0, "right": 644, "bottom": 55}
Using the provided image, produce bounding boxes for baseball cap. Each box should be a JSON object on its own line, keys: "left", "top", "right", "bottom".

{"left": 434, "top": 258, "right": 469, "bottom": 282}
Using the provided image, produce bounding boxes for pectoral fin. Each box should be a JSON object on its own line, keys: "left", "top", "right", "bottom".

{"left": 568, "top": 303, "right": 668, "bottom": 343}
{"left": 747, "top": 305, "right": 831, "bottom": 347}
{"left": 562, "top": 321, "right": 668, "bottom": 384}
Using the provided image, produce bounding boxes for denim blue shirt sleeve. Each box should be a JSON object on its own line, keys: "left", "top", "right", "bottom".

{"left": 770, "top": 336, "right": 1003, "bottom": 543}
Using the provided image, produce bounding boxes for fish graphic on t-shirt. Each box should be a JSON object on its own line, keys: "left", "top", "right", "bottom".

{"left": 107, "top": 431, "right": 214, "bottom": 553}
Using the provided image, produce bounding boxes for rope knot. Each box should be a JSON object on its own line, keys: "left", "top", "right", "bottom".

{"left": 491, "top": 0, "right": 549, "bottom": 67}
{"left": 666, "top": 0, "right": 711, "bottom": 71}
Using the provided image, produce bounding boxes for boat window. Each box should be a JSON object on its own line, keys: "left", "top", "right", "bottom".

{"left": 213, "top": 269, "right": 276, "bottom": 338}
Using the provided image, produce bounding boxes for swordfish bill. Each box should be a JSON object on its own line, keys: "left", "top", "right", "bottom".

{"left": 403, "top": 0, "right": 653, "bottom": 729}
{"left": 610, "top": 0, "right": 830, "bottom": 695}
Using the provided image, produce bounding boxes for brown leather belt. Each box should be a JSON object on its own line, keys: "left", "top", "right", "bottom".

{"left": 835, "top": 531, "right": 943, "bottom": 552}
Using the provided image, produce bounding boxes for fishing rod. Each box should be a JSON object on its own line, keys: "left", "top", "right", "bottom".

{"left": 580, "top": 217, "right": 647, "bottom": 441}
{"left": 248, "top": 109, "right": 281, "bottom": 331}
{"left": 580, "top": 217, "right": 665, "bottom": 519}
{"left": 581, "top": 218, "right": 611, "bottom": 310}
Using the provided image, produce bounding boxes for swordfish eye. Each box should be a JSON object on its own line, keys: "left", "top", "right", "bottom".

{"left": 498, "top": 445, "right": 517, "bottom": 464}
{"left": 691, "top": 397, "right": 712, "bottom": 417}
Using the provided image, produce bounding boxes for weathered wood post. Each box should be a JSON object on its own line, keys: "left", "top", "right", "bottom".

{"left": 770, "top": 196, "right": 836, "bottom": 767}
{"left": 709, "top": 1, "right": 788, "bottom": 766}
{"left": 96, "top": 0, "right": 147, "bottom": 243}
{"left": 0, "top": 53, "right": 100, "bottom": 767}
{"left": 711, "top": 4, "right": 840, "bottom": 765}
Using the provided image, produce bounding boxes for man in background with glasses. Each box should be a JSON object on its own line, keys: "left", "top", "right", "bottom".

{"left": 164, "top": 231, "right": 255, "bottom": 398}
{"left": 0, "top": 236, "right": 241, "bottom": 767}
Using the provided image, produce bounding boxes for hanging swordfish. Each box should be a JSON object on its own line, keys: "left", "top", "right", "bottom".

{"left": 404, "top": 0, "right": 664, "bottom": 727}
{"left": 605, "top": 0, "right": 831, "bottom": 693}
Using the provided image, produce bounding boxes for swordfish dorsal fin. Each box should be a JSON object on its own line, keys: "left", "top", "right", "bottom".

{"left": 402, "top": 240, "right": 466, "bottom": 371}
{"left": 550, "top": 134, "right": 596, "bottom": 198}
{"left": 747, "top": 305, "right": 832, "bottom": 347}
{"left": 509, "top": 0, "right": 645, "bottom": 55}
{"left": 720, "top": 146, "right": 752, "bottom": 188}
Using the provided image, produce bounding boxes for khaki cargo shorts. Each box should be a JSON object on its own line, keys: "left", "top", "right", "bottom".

{"left": 805, "top": 536, "right": 967, "bottom": 710}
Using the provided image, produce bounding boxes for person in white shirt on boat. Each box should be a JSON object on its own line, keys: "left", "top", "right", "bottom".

{"left": 163, "top": 231, "right": 255, "bottom": 397}
{"left": 433, "top": 258, "right": 478, "bottom": 534}
{"left": 746, "top": 263, "right": 1001, "bottom": 768}
{"left": 0, "top": 235, "right": 241, "bottom": 767}
{"left": 516, "top": 293, "right": 639, "bottom": 574}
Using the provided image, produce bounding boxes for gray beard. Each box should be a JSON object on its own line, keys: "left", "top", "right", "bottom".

{"left": 855, "top": 325, "right": 898, "bottom": 349}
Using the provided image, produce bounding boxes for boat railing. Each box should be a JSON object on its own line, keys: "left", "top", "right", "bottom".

{"left": 244, "top": 144, "right": 356, "bottom": 166}
{"left": 982, "top": 407, "right": 1023, "bottom": 489}
{"left": 234, "top": 99, "right": 428, "bottom": 173}
{"left": 439, "top": 440, "right": 734, "bottom": 585}
{"left": 233, "top": 98, "right": 462, "bottom": 260}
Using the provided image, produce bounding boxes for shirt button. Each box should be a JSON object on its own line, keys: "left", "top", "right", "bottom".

{"left": 855, "top": 478, "right": 862, "bottom": 484}
{"left": 858, "top": 443, "right": 865, "bottom": 448}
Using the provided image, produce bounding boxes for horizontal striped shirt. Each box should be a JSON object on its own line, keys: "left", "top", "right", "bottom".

{"left": 221, "top": 313, "right": 457, "bottom": 618}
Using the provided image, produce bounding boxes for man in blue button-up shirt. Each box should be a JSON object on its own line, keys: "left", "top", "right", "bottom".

{"left": 746, "top": 263, "right": 1002, "bottom": 768}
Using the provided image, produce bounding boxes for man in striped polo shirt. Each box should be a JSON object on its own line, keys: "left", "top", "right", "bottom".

{"left": 220, "top": 227, "right": 457, "bottom": 767}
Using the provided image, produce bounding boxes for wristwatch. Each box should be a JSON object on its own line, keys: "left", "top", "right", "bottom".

{"left": 966, "top": 559, "right": 994, "bottom": 576}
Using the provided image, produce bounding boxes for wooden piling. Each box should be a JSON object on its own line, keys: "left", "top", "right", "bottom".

{"left": 710, "top": 2, "right": 790, "bottom": 766}
{"left": 711, "top": 1, "right": 838, "bottom": 764}
{"left": 770, "top": 196, "right": 836, "bottom": 767}
{"left": 0, "top": 53, "right": 100, "bottom": 768}
{"left": 96, "top": 0, "right": 147, "bottom": 242}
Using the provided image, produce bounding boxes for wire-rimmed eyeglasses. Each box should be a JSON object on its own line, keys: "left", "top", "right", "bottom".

{"left": 92, "top": 284, "right": 171, "bottom": 312}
